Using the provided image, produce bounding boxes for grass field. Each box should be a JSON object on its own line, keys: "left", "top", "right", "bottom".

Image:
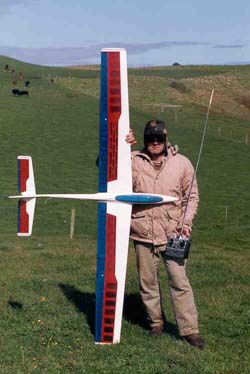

{"left": 0, "top": 55, "right": 249, "bottom": 373}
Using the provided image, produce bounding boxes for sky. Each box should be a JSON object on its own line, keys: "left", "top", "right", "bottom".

{"left": 0, "top": 0, "right": 250, "bottom": 67}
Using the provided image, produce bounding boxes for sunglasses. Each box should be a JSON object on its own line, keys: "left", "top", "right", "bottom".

{"left": 145, "top": 134, "right": 165, "bottom": 143}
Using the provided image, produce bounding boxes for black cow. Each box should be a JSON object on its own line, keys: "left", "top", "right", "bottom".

{"left": 18, "top": 90, "right": 29, "bottom": 96}
{"left": 12, "top": 89, "right": 20, "bottom": 96}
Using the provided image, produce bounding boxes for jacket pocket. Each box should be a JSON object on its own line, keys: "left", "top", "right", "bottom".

{"left": 167, "top": 209, "right": 182, "bottom": 223}
{"left": 165, "top": 209, "right": 182, "bottom": 237}
{"left": 130, "top": 210, "right": 149, "bottom": 238}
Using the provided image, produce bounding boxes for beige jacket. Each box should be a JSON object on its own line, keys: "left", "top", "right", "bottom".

{"left": 130, "top": 145, "right": 199, "bottom": 245}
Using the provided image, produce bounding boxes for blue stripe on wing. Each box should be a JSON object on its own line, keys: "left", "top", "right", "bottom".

{"left": 95, "top": 202, "right": 107, "bottom": 342}
{"left": 98, "top": 51, "right": 108, "bottom": 193}
{"left": 95, "top": 51, "right": 109, "bottom": 342}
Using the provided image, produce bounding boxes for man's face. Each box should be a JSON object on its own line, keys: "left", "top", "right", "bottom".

{"left": 146, "top": 134, "right": 165, "bottom": 157}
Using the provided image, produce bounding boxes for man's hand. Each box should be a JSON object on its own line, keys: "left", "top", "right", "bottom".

{"left": 182, "top": 228, "right": 191, "bottom": 238}
{"left": 125, "top": 129, "right": 137, "bottom": 145}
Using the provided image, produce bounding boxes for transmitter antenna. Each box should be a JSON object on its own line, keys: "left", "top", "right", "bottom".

{"left": 180, "top": 88, "right": 214, "bottom": 234}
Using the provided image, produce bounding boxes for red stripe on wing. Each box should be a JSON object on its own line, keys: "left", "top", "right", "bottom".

{"left": 102, "top": 213, "right": 117, "bottom": 343}
{"left": 107, "top": 52, "right": 121, "bottom": 182}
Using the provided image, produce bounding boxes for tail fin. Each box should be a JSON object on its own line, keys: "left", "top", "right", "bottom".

{"left": 17, "top": 156, "right": 36, "bottom": 236}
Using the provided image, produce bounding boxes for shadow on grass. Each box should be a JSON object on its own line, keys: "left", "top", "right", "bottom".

{"left": 164, "top": 320, "right": 180, "bottom": 340}
{"left": 123, "top": 293, "right": 180, "bottom": 339}
{"left": 59, "top": 285, "right": 179, "bottom": 340}
{"left": 8, "top": 300, "right": 23, "bottom": 310}
{"left": 58, "top": 283, "right": 95, "bottom": 334}
{"left": 123, "top": 293, "right": 148, "bottom": 329}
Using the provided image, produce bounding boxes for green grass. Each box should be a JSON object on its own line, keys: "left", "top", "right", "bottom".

{"left": 0, "top": 57, "right": 250, "bottom": 373}
{"left": 129, "top": 64, "right": 250, "bottom": 79}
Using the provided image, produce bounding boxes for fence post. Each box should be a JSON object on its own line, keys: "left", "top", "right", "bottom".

{"left": 70, "top": 208, "right": 76, "bottom": 239}
{"left": 224, "top": 205, "right": 228, "bottom": 232}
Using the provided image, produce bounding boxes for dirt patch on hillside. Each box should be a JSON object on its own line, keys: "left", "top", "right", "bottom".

{"left": 184, "top": 74, "right": 250, "bottom": 119}
{"left": 137, "top": 73, "right": 250, "bottom": 120}
{"left": 57, "top": 71, "right": 250, "bottom": 121}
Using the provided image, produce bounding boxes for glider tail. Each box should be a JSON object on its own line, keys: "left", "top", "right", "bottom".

{"left": 17, "top": 156, "right": 36, "bottom": 236}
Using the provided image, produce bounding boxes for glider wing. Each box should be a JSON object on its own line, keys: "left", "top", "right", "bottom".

{"left": 95, "top": 48, "right": 132, "bottom": 344}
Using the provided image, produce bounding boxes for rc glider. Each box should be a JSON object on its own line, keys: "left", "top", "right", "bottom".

{"left": 8, "top": 48, "right": 178, "bottom": 344}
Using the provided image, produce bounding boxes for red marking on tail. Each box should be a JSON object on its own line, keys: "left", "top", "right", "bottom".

{"left": 19, "top": 159, "right": 29, "bottom": 193}
{"left": 18, "top": 200, "right": 29, "bottom": 233}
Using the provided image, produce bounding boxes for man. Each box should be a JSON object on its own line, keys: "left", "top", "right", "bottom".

{"left": 126, "top": 119, "right": 205, "bottom": 349}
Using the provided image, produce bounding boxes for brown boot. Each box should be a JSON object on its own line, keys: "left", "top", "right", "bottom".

{"left": 149, "top": 325, "right": 164, "bottom": 337}
{"left": 182, "top": 333, "right": 205, "bottom": 349}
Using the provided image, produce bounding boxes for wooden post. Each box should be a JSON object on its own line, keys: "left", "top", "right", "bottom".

{"left": 224, "top": 205, "right": 228, "bottom": 232}
{"left": 218, "top": 127, "right": 221, "bottom": 137}
{"left": 70, "top": 208, "right": 76, "bottom": 239}
{"left": 245, "top": 134, "right": 248, "bottom": 145}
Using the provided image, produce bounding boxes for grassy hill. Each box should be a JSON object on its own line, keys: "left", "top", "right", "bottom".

{"left": 0, "top": 56, "right": 249, "bottom": 373}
